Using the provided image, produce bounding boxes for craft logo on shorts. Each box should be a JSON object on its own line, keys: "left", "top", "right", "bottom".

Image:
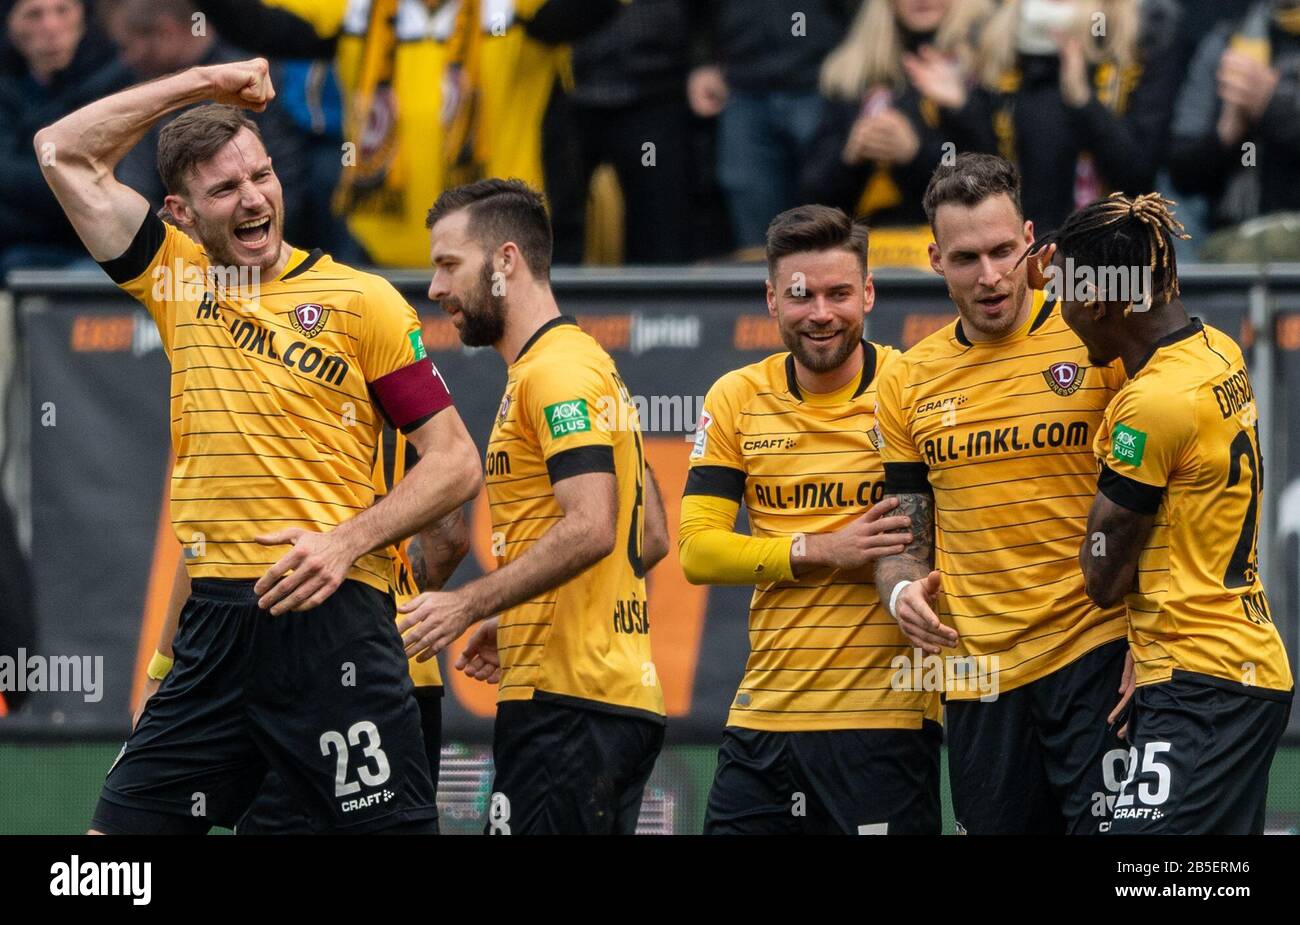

{"left": 545, "top": 399, "right": 591, "bottom": 438}
{"left": 289, "top": 302, "right": 329, "bottom": 338}
{"left": 1043, "top": 361, "right": 1083, "bottom": 396}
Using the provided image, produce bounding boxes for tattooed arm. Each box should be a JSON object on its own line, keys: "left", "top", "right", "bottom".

{"left": 874, "top": 490, "right": 957, "bottom": 654}
{"left": 406, "top": 508, "right": 471, "bottom": 593}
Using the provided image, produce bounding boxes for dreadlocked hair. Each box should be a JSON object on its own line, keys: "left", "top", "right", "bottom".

{"left": 1024, "top": 192, "right": 1191, "bottom": 311}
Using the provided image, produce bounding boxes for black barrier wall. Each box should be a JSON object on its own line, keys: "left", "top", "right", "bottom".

{"left": 2, "top": 266, "right": 1298, "bottom": 742}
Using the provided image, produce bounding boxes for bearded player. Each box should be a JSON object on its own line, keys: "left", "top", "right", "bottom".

{"left": 38, "top": 58, "right": 481, "bottom": 834}
{"left": 401, "top": 179, "right": 671, "bottom": 835}
{"left": 678, "top": 205, "right": 940, "bottom": 834}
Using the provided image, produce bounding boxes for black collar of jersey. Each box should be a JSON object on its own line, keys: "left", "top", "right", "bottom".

{"left": 954, "top": 295, "right": 1056, "bottom": 348}
{"left": 516, "top": 314, "right": 579, "bottom": 361}
{"left": 1130, "top": 317, "right": 1204, "bottom": 375}
{"left": 280, "top": 248, "right": 324, "bottom": 281}
{"left": 784, "top": 339, "right": 877, "bottom": 402}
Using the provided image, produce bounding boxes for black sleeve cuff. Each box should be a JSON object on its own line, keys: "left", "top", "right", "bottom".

{"left": 546, "top": 445, "right": 616, "bottom": 483}
{"left": 883, "top": 462, "right": 932, "bottom": 494}
{"left": 98, "top": 210, "right": 166, "bottom": 284}
{"left": 1098, "top": 464, "right": 1164, "bottom": 515}
{"left": 683, "top": 465, "right": 746, "bottom": 502}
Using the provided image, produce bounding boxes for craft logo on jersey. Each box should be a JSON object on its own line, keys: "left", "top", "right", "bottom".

{"left": 289, "top": 302, "right": 329, "bottom": 338}
{"left": 1044, "top": 361, "right": 1083, "bottom": 396}
{"left": 497, "top": 392, "right": 512, "bottom": 426}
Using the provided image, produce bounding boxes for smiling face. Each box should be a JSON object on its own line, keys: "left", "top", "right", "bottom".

{"left": 929, "top": 193, "right": 1034, "bottom": 341}
{"left": 166, "top": 127, "right": 285, "bottom": 273}
{"left": 767, "top": 247, "right": 873, "bottom": 376}
{"left": 428, "top": 209, "right": 506, "bottom": 348}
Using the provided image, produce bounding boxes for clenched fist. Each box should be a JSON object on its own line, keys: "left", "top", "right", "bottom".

{"left": 203, "top": 58, "right": 275, "bottom": 112}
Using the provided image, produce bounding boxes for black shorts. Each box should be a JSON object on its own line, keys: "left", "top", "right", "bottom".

{"left": 703, "top": 721, "right": 942, "bottom": 835}
{"left": 487, "top": 698, "right": 665, "bottom": 835}
{"left": 91, "top": 579, "right": 438, "bottom": 834}
{"left": 946, "top": 638, "right": 1128, "bottom": 834}
{"left": 238, "top": 686, "right": 444, "bottom": 835}
{"left": 1110, "top": 674, "right": 1292, "bottom": 835}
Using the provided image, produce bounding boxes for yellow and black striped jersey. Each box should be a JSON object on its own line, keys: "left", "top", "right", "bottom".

{"left": 685, "top": 342, "right": 942, "bottom": 732}
{"left": 484, "top": 316, "right": 664, "bottom": 720}
{"left": 874, "top": 292, "right": 1128, "bottom": 698}
{"left": 102, "top": 213, "right": 452, "bottom": 596}
{"left": 373, "top": 428, "right": 443, "bottom": 688}
{"left": 1095, "top": 319, "right": 1293, "bottom": 698}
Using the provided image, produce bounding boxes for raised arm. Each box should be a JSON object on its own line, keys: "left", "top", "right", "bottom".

{"left": 34, "top": 59, "right": 275, "bottom": 261}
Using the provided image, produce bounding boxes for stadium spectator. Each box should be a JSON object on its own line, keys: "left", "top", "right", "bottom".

{"left": 1167, "top": 0, "right": 1300, "bottom": 260}
{"left": 689, "top": 0, "right": 862, "bottom": 256}
{"left": 799, "top": 0, "right": 993, "bottom": 267}
{"left": 549, "top": 0, "right": 694, "bottom": 264}
{"left": 970, "top": 0, "right": 1181, "bottom": 234}
{"left": 0, "top": 0, "right": 130, "bottom": 278}
{"left": 192, "top": 0, "right": 621, "bottom": 268}
{"left": 100, "top": 0, "right": 340, "bottom": 254}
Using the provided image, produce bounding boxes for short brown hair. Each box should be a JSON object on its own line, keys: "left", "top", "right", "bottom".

{"left": 426, "top": 178, "right": 552, "bottom": 280}
{"left": 156, "top": 103, "right": 262, "bottom": 196}
{"left": 922, "top": 152, "right": 1022, "bottom": 229}
{"left": 765, "top": 204, "right": 869, "bottom": 279}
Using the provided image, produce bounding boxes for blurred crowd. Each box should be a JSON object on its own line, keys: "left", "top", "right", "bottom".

{"left": 3, "top": 0, "right": 1300, "bottom": 277}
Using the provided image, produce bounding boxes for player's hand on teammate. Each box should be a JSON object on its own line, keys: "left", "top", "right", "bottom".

{"left": 454, "top": 617, "right": 500, "bottom": 683}
{"left": 398, "top": 589, "right": 478, "bottom": 662}
{"left": 253, "top": 527, "right": 356, "bottom": 615}
{"left": 891, "top": 570, "right": 958, "bottom": 655}
{"left": 1108, "top": 648, "right": 1136, "bottom": 741}
{"left": 202, "top": 58, "right": 276, "bottom": 112}
{"left": 803, "top": 497, "right": 912, "bottom": 571}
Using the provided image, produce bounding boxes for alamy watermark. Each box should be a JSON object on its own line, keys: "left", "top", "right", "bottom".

{"left": 891, "top": 647, "right": 1000, "bottom": 702}
{"left": 0, "top": 649, "right": 104, "bottom": 703}
{"left": 1043, "top": 258, "right": 1154, "bottom": 310}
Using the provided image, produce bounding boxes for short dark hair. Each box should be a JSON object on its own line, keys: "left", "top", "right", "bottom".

{"left": 765, "top": 204, "right": 869, "bottom": 279}
{"left": 156, "top": 103, "right": 262, "bottom": 196}
{"left": 426, "top": 178, "right": 552, "bottom": 280}
{"left": 922, "top": 153, "right": 1023, "bottom": 229}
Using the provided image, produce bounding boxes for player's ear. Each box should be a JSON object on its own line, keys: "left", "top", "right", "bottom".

{"left": 163, "top": 194, "right": 194, "bottom": 230}
{"left": 862, "top": 271, "right": 875, "bottom": 316}
{"left": 1023, "top": 219, "right": 1035, "bottom": 245}
{"left": 765, "top": 278, "right": 777, "bottom": 318}
{"left": 927, "top": 241, "right": 942, "bottom": 276}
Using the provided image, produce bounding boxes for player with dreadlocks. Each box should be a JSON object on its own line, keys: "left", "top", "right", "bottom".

{"left": 1027, "top": 192, "right": 1294, "bottom": 834}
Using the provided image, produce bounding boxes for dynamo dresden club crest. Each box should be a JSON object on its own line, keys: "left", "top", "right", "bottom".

{"left": 289, "top": 302, "right": 330, "bottom": 338}
{"left": 1043, "top": 361, "right": 1083, "bottom": 396}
